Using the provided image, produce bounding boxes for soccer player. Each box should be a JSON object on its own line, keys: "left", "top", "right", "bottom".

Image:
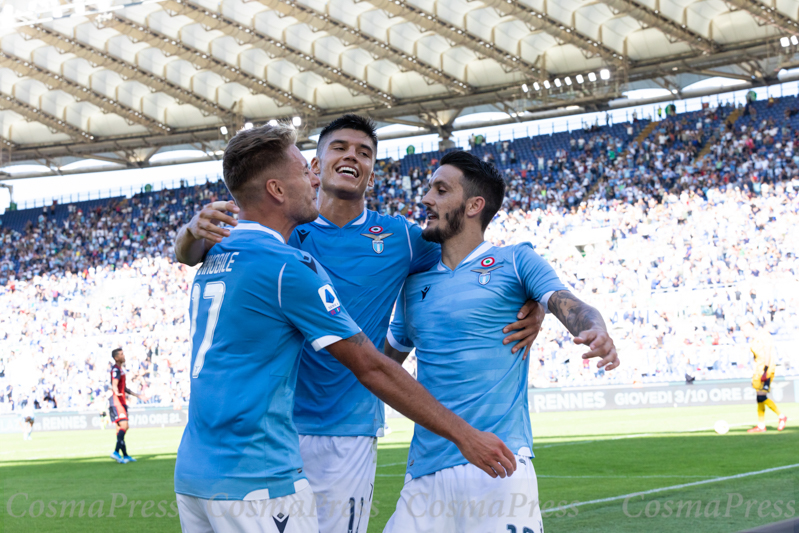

{"left": 109, "top": 347, "right": 139, "bottom": 464}
{"left": 174, "top": 115, "right": 544, "bottom": 532}
{"left": 743, "top": 322, "right": 787, "bottom": 433}
{"left": 383, "top": 151, "right": 620, "bottom": 533}
{"left": 20, "top": 391, "right": 35, "bottom": 441}
{"left": 174, "top": 123, "right": 518, "bottom": 533}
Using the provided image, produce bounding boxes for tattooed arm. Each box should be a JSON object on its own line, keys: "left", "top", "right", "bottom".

{"left": 547, "top": 290, "right": 620, "bottom": 371}
{"left": 327, "top": 333, "right": 517, "bottom": 478}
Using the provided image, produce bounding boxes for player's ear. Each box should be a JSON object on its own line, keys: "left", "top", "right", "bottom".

{"left": 265, "top": 178, "right": 285, "bottom": 204}
{"left": 466, "top": 196, "right": 485, "bottom": 221}
{"left": 367, "top": 170, "right": 375, "bottom": 188}
{"left": 310, "top": 155, "right": 322, "bottom": 176}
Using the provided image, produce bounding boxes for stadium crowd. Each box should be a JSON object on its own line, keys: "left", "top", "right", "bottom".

{"left": 1, "top": 96, "right": 798, "bottom": 413}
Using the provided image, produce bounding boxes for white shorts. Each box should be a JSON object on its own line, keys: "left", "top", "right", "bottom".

{"left": 383, "top": 456, "right": 543, "bottom": 533}
{"left": 299, "top": 435, "right": 377, "bottom": 533}
{"left": 176, "top": 486, "right": 318, "bottom": 533}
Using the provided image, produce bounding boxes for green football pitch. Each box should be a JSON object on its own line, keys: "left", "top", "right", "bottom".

{"left": 1, "top": 403, "right": 796, "bottom": 533}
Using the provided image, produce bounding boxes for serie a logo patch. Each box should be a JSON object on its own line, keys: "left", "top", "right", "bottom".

{"left": 471, "top": 256, "right": 503, "bottom": 285}
{"left": 318, "top": 284, "right": 342, "bottom": 316}
{"left": 361, "top": 225, "right": 393, "bottom": 254}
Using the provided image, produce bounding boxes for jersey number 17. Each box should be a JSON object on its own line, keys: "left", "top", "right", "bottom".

{"left": 189, "top": 282, "right": 226, "bottom": 378}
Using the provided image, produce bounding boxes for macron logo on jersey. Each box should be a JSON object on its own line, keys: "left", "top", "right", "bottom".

{"left": 318, "top": 284, "right": 342, "bottom": 316}
{"left": 299, "top": 254, "right": 317, "bottom": 273}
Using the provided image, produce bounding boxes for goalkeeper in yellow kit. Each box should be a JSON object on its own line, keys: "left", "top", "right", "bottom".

{"left": 742, "top": 322, "right": 788, "bottom": 433}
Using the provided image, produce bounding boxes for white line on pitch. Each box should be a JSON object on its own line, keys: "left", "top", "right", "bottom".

{"left": 377, "top": 461, "right": 407, "bottom": 468}
{"left": 538, "top": 474, "right": 713, "bottom": 479}
{"left": 549, "top": 463, "right": 799, "bottom": 513}
{"left": 536, "top": 422, "right": 751, "bottom": 449}
{"left": 375, "top": 473, "right": 715, "bottom": 479}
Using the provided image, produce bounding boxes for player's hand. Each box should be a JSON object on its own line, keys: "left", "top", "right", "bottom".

{"left": 187, "top": 200, "right": 239, "bottom": 244}
{"left": 456, "top": 429, "right": 516, "bottom": 479}
{"left": 502, "top": 300, "right": 545, "bottom": 359}
{"left": 575, "top": 329, "right": 619, "bottom": 370}
{"left": 761, "top": 372, "right": 768, "bottom": 382}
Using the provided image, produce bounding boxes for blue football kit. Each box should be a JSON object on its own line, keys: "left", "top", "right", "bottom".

{"left": 388, "top": 241, "right": 567, "bottom": 479}
{"left": 289, "top": 210, "right": 440, "bottom": 437}
{"left": 174, "top": 221, "right": 362, "bottom": 500}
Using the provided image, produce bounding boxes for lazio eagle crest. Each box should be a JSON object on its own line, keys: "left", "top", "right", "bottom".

{"left": 361, "top": 225, "right": 393, "bottom": 254}
{"left": 471, "top": 256, "right": 502, "bottom": 285}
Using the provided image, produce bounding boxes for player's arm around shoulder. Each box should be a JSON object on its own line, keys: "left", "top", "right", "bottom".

{"left": 326, "top": 334, "right": 517, "bottom": 480}
{"left": 174, "top": 200, "right": 239, "bottom": 266}
{"left": 383, "top": 340, "right": 410, "bottom": 365}
{"left": 383, "top": 284, "right": 414, "bottom": 364}
{"left": 547, "top": 290, "right": 620, "bottom": 371}
{"left": 502, "top": 243, "right": 564, "bottom": 358}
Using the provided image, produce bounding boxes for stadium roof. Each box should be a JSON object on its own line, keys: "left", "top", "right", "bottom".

{"left": 0, "top": 0, "right": 798, "bottom": 175}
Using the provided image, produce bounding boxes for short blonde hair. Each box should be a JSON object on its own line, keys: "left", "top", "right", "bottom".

{"left": 222, "top": 124, "right": 298, "bottom": 202}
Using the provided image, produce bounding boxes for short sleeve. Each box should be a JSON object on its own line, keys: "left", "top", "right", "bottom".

{"left": 405, "top": 220, "right": 441, "bottom": 274}
{"left": 278, "top": 256, "right": 362, "bottom": 351}
{"left": 111, "top": 367, "right": 121, "bottom": 380}
{"left": 512, "top": 243, "right": 568, "bottom": 305}
{"left": 387, "top": 285, "right": 414, "bottom": 352}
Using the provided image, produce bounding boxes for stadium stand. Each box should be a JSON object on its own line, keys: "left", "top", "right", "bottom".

{"left": 1, "top": 96, "right": 798, "bottom": 414}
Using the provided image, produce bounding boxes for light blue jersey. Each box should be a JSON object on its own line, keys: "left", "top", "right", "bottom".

{"left": 388, "top": 241, "right": 567, "bottom": 480}
{"left": 174, "top": 222, "right": 362, "bottom": 500}
{"left": 289, "top": 210, "right": 440, "bottom": 437}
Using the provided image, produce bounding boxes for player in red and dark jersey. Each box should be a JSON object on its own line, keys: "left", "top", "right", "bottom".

{"left": 109, "top": 348, "right": 139, "bottom": 464}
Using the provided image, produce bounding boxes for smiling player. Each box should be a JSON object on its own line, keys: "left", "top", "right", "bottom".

{"left": 174, "top": 124, "right": 519, "bottom": 533}
{"left": 174, "top": 115, "right": 545, "bottom": 532}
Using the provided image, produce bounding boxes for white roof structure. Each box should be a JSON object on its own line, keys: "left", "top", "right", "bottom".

{"left": 0, "top": 0, "right": 797, "bottom": 173}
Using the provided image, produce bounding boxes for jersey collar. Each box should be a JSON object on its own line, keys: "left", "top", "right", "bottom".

{"left": 436, "top": 241, "right": 494, "bottom": 272}
{"left": 313, "top": 209, "right": 368, "bottom": 228}
{"left": 231, "top": 221, "right": 285, "bottom": 244}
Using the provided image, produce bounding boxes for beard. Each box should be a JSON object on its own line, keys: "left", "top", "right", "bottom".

{"left": 292, "top": 194, "right": 320, "bottom": 226}
{"left": 296, "top": 205, "right": 319, "bottom": 225}
{"left": 422, "top": 203, "right": 466, "bottom": 243}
